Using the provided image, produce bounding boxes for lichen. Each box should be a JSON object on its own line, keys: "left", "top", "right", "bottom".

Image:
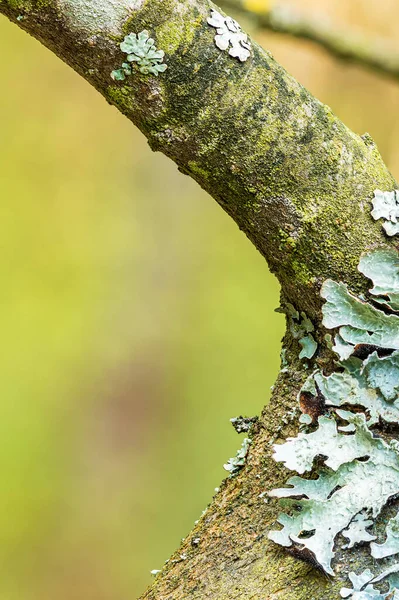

{"left": 269, "top": 247, "right": 399, "bottom": 594}
{"left": 111, "top": 30, "right": 167, "bottom": 81}
{"left": 284, "top": 304, "right": 318, "bottom": 360}
{"left": 371, "top": 512, "right": 399, "bottom": 559}
{"left": 359, "top": 248, "right": 399, "bottom": 311}
{"left": 341, "top": 566, "right": 399, "bottom": 598}
{"left": 223, "top": 436, "right": 251, "bottom": 476}
{"left": 207, "top": 9, "right": 251, "bottom": 62}
{"left": 270, "top": 409, "right": 399, "bottom": 575}
{"left": 313, "top": 353, "right": 399, "bottom": 425}
{"left": 322, "top": 279, "right": 399, "bottom": 354}
{"left": 298, "top": 334, "right": 317, "bottom": 359}
{"left": 342, "top": 513, "right": 376, "bottom": 549}
{"left": 340, "top": 570, "right": 385, "bottom": 599}
{"left": 371, "top": 189, "right": 399, "bottom": 236}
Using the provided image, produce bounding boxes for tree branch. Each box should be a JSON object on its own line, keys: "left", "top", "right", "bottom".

{"left": 0, "top": 0, "right": 397, "bottom": 598}
{"left": 221, "top": 0, "right": 399, "bottom": 81}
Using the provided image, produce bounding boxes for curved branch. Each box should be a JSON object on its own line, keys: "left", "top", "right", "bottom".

{"left": 0, "top": 1, "right": 397, "bottom": 598}
{"left": 0, "top": 0, "right": 392, "bottom": 316}
{"left": 222, "top": 0, "right": 399, "bottom": 81}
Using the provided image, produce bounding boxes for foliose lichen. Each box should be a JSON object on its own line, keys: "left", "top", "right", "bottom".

{"left": 268, "top": 247, "right": 399, "bottom": 596}
{"left": 284, "top": 303, "right": 318, "bottom": 360}
{"left": 371, "top": 189, "right": 399, "bottom": 236}
{"left": 342, "top": 513, "right": 376, "bottom": 550}
{"left": 111, "top": 30, "right": 167, "bottom": 81}
{"left": 339, "top": 568, "right": 399, "bottom": 599}
{"left": 207, "top": 9, "right": 251, "bottom": 62}
{"left": 223, "top": 436, "right": 251, "bottom": 476}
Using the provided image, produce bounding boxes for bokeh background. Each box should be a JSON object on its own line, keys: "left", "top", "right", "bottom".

{"left": 1, "top": 0, "right": 399, "bottom": 598}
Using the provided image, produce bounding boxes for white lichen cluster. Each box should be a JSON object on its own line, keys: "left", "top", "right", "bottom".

{"left": 111, "top": 30, "right": 167, "bottom": 81}
{"left": 268, "top": 247, "right": 399, "bottom": 597}
{"left": 371, "top": 189, "right": 399, "bottom": 236}
{"left": 207, "top": 10, "right": 251, "bottom": 62}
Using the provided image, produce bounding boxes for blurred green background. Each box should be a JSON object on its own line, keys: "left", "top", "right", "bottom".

{"left": 1, "top": 1, "right": 399, "bottom": 598}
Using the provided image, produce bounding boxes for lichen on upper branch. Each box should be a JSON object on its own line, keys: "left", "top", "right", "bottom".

{"left": 111, "top": 30, "right": 167, "bottom": 80}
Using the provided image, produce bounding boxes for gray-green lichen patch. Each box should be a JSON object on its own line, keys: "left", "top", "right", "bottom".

{"left": 111, "top": 30, "right": 167, "bottom": 80}
{"left": 313, "top": 354, "right": 399, "bottom": 425}
{"left": 332, "top": 334, "right": 354, "bottom": 361}
{"left": 270, "top": 409, "right": 399, "bottom": 575}
{"left": 299, "top": 413, "right": 313, "bottom": 425}
{"left": 284, "top": 304, "right": 318, "bottom": 360}
{"left": 371, "top": 512, "right": 399, "bottom": 559}
{"left": 340, "top": 569, "right": 385, "bottom": 598}
{"left": 342, "top": 513, "right": 376, "bottom": 549}
{"left": 299, "top": 334, "right": 317, "bottom": 359}
{"left": 341, "top": 566, "right": 399, "bottom": 598}
{"left": 359, "top": 248, "right": 399, "bottom": 311}
{"left": 223, "top": 437, "right": 251, "bottom": 476}
{"left": 322, "top": 248, "right": 399, "bottom": 358}
{"left": 269, "top": 247, "right": 399, "bottom": 590}
{"left": 322, "top": 279, "right": 399, "bottom": 354}
{"left": 371, "top": 189, "right": 399, "bottom": 236}
{"left": 57, "top": 0, "right": 144, "bottom": 35}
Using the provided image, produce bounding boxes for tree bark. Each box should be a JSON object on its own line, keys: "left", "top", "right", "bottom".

{"left": 0, "top": 0, "right": 397, "bottom": 598}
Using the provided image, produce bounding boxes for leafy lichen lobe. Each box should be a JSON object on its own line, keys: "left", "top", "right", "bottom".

{"left": 269, "top": 247, "right": 399, "bottom": 597}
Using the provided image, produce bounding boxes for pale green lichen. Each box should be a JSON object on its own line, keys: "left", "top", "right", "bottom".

{"left": 342, "top": 513, "right": 376, "bottom": 549}
{"left": 371, "top": 511, "right": 399, "bottom": 559}
{"left": 223, "top": 437, "right": 251, "bottom": 476}
{"left": 299, "top": 413, "right": 312, "bottom": 425}
{"left": 269, "top": 247, "right": 399, "bottom": 594}
{"left": 322, "top": 279, "right": 399, "bottom": 353}
{"left": 340, "top": 569, "right": 385, "bottom": 599}
{"left": 332, "top": 333, "right": 354, "bottom": 361}
{"left": 111, "top": 31, "right": 167, "bottom": 81}
{"left": 341, "top": 566, "right": 399, "bottom": 598}
{"left": 299, "top": 334, "right": 317, "bottom": 359}
{"left": 371, "top": 189, "right": 399, "bottom": 236}
{"left": 270, "top": 410, "right": 399, "bottom": 575}
{"left": 359, "top": 248, "right": 399, "bottom": 311}
{"left": 313, "top": 354, "right": 399, "bottom": 425}
{"left": 284, "top": 304, "right": 318, "bottom": 360}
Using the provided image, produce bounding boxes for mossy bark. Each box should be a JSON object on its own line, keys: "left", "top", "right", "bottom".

{"left": 1, "top": 0, "right": 398, "bottom": 598}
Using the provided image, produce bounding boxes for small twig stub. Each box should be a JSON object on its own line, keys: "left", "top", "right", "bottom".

{"left": 207, "top": 9, "right": 251, "bottom": 62}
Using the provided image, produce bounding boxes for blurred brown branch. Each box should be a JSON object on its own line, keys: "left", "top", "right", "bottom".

{"left": 222, "top": 0, "right": 399, "bottom": 80}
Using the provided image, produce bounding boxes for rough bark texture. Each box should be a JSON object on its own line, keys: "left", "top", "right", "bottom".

{"left": 1, "top": 0, "right": 398, "bottom": 598}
